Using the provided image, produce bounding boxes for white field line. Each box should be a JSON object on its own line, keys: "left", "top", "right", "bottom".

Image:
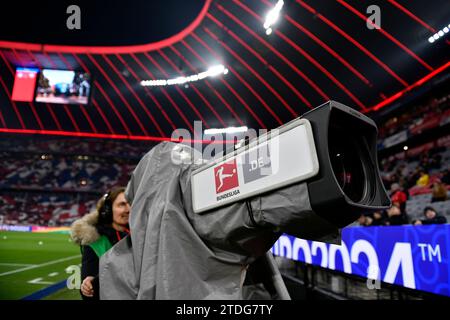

{"left": 28, "top": 277, "right": 54, "bottom": 285}
{"left": 0, "top": 255, "right": 81, "bottom": 277}
{"left": 0, "top": 263, "right": 36, "bottom": 267}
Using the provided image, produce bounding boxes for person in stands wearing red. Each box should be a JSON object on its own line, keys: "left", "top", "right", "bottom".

{"left": 390, "top": 183, "right": 407, "bottom": 213}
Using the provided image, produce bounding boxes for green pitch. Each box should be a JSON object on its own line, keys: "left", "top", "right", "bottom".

{"left": 0, "top": 231, "right": 82, "bottom": 300}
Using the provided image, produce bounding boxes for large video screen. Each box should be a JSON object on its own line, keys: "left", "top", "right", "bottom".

{"left": 35, "top": 69, "right": 91, "bottom": 105}
{"left": 11, "top": 68, "right": 39, "bottom": 102}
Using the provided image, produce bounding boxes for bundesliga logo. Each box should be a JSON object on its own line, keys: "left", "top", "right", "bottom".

{"left": 214, "top": 159, "right": 239, "bottom": 194}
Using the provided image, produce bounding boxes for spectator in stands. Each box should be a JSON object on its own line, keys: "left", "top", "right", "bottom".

{"left": 429, "top": 153, "right": 442, "bottom": 170}
{"left": 416, "top": 170, "right": 430, "bottom": 187}
{"left": 398, "top": 177, "right": 409, "bottom": 193}
{"left": 400, "top": 164, "right": 410, "bottom": 180}
{"left": 385, "top": 203, "right": 409, "bottom": 226}
{"left": 419, "top": 155, "right": 430, "bottom": 172}
{"left": 407, "top": 167, "right": 421, "bottom": 189}
{"left": 357, "top": 214, "right": 370, "bottom": 226}
{"left": 431, "top": 180, "right": 448, "bottom": 202}
{"left": 390, "top": 183, "right": 407, "bottom": 213}
{"left": 70, "top": 187, "right": 130, "bottom": 300}
{"left": 413, "top": 206, "right": 447, "bottom": 225}
{"left": 370, "top": 210, "right": 387, "bottom": 226}
{"left": 358, "top": 211, "right": 386, "bottom": 227}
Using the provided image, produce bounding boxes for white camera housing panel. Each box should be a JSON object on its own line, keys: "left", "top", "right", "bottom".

{"left": 191, "top": 118, "right": 319, "bottom": 213}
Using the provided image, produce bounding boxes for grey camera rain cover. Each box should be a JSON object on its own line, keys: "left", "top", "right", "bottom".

{"left": 99, "top": 142, "right": 340, "bottom": 300}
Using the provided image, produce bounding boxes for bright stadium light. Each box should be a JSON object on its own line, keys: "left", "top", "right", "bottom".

{"left": 204, "top": 126, "right": 248, "bottom": 135}
{"left": 206, "top": 65, "right": 225, "bottom": 77}
{"left": 141, "top": 64, "right": 228, "bottom": 87}
{"left": 263, "top": 0, "right": 284, "bottom": 35}
{"left": 428, "top": 23, "right": 450, "bottom": 44}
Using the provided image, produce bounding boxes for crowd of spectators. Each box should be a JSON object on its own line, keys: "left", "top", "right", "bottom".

{"left": 378, "top": 93, "right": 450, "bottom": 140}
{"left": 358, "top": 144, "right": 450, "bottom": 227}
{"left": 0, "top": 137, "right": 151, "bottom": 226}
{"left": 0, "top": 105, "right": 448, "bottom": 228}
{"left": 380, "top": 146, "right": 448, "bottom": 192}
{"left": 0, "top": 151, "right": 135, "bottom": 191}
{"left": 0, "top": 138, "right": 153, "bottom": 160}
{"left": 366, "top": 91, "right": 450, "bottom": 227}
{"left": 0, "top": 192, "right": 97, "bottom": 226}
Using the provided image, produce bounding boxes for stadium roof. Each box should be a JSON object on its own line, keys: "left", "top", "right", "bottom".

{"left": 0, "top": 0, "right": 448, "bottom": 140}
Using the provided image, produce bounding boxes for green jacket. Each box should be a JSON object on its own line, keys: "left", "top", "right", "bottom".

{"left": 88, "top": 235, "right": 112, "bottom": 258}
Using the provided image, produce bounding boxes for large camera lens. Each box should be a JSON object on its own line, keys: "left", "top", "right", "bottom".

{"left": 328, "top": 123, "right": 373, "bottom": 203}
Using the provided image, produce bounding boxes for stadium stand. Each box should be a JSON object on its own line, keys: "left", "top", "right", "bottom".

{"left": 378, "top": 92, "right": 450, "bottom": 140}
{"left": 1, "top": 102, "right": 449, "bottom": 228}
{"left": 352, "top": 86, "right": 450, "bottom": 227}
{"left": 0, "top": 137, "right": 156, "bottom": 226}
{"left": 0, "top": 151, "right": 135, "bottom": 190}
{"left": 0, "top": 191, "right": 97, "bottom": 226}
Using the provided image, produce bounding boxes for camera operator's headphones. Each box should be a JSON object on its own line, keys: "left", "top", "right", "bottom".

{"left": 99, "top": 191, "right": 113, "bottom": 224}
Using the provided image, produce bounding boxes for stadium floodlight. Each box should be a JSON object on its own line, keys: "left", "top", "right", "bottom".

{"left": 428, "top": 23, "right": 450, "bottom": 44}
{"left": 204, "top": 126, "right": 248, "bottom": 135}
{"left": 264, "top": 0, "right": 284, "bottom": 28}
{"left": 206, "top": 64, "right": 226, "bottom": 77}
{"left": 140, "top": 64, "right": 228, "bottom": 87}
{"left": 264, "top": 0, "right": 284, "bottom": 35}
